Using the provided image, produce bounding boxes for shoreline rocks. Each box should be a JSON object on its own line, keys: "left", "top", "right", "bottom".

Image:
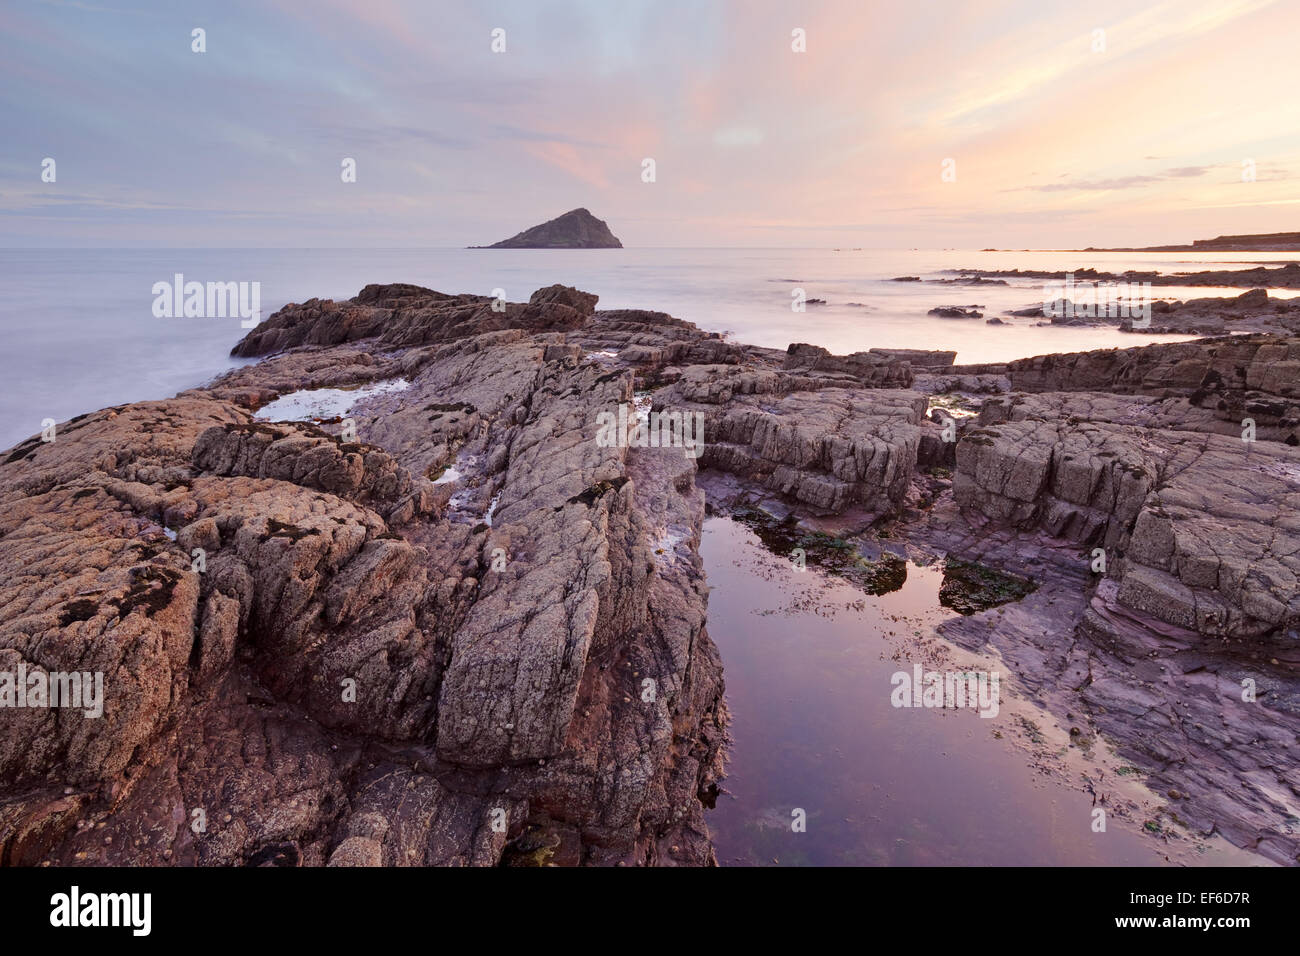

{"left": 947, "top": 261, "right": 1300, "bottom": 289}
{"left": 928, "top": 306, "right": 984, "bottom": 319}
{"left": 1009, "top": 288, "right": 1300, "bottom": 335}
{"left": 3, "top": 282, "right": 1298, "bottom": 865}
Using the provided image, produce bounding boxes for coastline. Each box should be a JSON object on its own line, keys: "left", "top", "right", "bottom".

{"left": 1, "top": 280, "right": 1297, "bottom": 865}
{"left": 1, "top": 246, "right": 1251, "bottom": 452}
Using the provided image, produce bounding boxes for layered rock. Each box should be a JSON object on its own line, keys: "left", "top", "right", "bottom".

{"left": 7, "top": 279, "right": 1300, "bottom": 867}
{"left": 945, "top": 261, "right": 1300, "bottom": 289}
{"left": 783, "top": 343, "right": 916, "bottom": 386}
{"left": 917, "top": 332, "right": 1300, "bottom": 863}
{"left": 1007, "top": 334, "right": 1300, "bottom": 399}
{"left": 0, "top": 286, "right": 729, "bottom": 867}
{"left": 655, "top": 359, "right": 928, "bottom": 515}
{"left": 232, "top": 283, "right": 594, "bottom": 358}
{"left": 957, "top": 415, "right": 1300, "bottom": 634}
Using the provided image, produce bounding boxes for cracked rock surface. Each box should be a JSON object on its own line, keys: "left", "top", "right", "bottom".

{"left": 4, "top": 284, "right": 1299, "bottom": 865}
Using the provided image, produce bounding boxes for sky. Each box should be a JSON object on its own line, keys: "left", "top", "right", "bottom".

{"left": 1, "top": 0, "right": 1298, "bottom": 248}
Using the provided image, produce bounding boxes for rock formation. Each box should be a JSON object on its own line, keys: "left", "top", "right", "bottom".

{"left": 948, "top": 262, "right": 1300, "bottom": 289}
{"left": 3, "top": 281, "right": 1299, "bottom": 865}
{"left": 1006, "top": 288, "right": 1300, "bottom": 335}
{"left": 474, "top": 208, "right": 623, "bottom": 249}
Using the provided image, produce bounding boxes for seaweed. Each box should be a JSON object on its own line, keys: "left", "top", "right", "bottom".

{"left": 500, "top": 825, "right": 561, "bottom": 867}
{"left": 109, "top": 566, "right": 182, "bottom": 618}
{"left": 939, "top": 557, "right": 1036, "bottom": 614}
{"left": 733, "top": 509, "right": 908, "bottom": 596}
{"left": 566, "top": 476, "right": 629, "bottom": 507}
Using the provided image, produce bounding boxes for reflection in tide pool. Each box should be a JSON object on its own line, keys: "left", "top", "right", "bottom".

{"left": 701, "top": 516, "right": 1263, "bottom": 866}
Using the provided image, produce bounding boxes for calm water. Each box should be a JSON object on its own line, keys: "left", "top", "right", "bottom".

{"left": 4, "top": 246, "right": 1297, "bottom": 450}
{"left": 701, "top": 517, "right": 1265, "bottom": 866}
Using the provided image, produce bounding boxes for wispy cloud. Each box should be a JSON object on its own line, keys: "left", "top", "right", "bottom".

{"left": 1, "top": 0, "right": 1297, "bottom": 247}
{"left": 1026, "top": 176, "right": 1164, "bottom": 193}
{"left": 522, "top": 141, "right": 611, "bottom": 190}
{"left": 1016, "top": 166, "right": 1214, "bottom": 192}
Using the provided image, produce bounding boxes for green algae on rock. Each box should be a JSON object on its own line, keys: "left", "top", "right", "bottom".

{"left": 939, "top": 557, "right": 1037, "bottom": 615}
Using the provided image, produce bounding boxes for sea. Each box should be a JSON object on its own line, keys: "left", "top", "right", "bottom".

{"left": 3, "top": 245, "right": 1297, "bottom": 451}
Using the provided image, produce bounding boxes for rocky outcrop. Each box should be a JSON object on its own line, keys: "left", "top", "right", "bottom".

{"left": 699, "top": 388, "right": 924, "bottom": 514}
{"left": 1121, "top": 289, "right": 1300, "bottom": 335}
{"left": 869, "top": 348, "right": 958, "bottom": 369}
{"left": 7, "top": 278, "right": 1300, "bottom": 867}
{"left": 475, "top": 208, "right": 623, "bottom": 249}
{"left": 232, "top": 284, "right": 594, "bottom": 358}
{"left": 956, "top": 410, "right": 1300, "bottom": 640}
{"left": 0, "top": 285, "right": 728, "bottom": 867}
{"left": 946, "top": 261, "right": 1300, "bottom": 289}
{"left": 644, "top": 350, "right": 929, "bottom": 515}
{"left": 192, "top": 420, "right": 439, "bottom": 525}
{"left": 783, "top": 343, "right": 915, "bottom": 387}
{"left": 1, "top": 277, "right": 970, "bottom": 866}
{"left": 912, "top": 331, "right": 1300, "bottom": 863}
{"left": 1015, "top": 288, "right": 1300, "bottom": 335}
{"left": 1007, "top": 334, "right": 1300, "bottom": 399}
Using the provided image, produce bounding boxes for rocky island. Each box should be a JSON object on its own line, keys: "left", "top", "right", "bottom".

{"left": 472, "top": 208, "right": 623, "bottom": 249}
{"left": 2, "top": 283, "right": 1298, "bottom": 865}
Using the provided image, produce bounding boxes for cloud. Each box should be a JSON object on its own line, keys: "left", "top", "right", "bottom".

{"left": 488, "top": 124, "right": 608, "bottom": 149}
{"left": 1015, "top": 165, "right": 1216, "bottom": 193}
{"left": 522, "top": 141, "right": 611, "bottom": 190}
{"left": 3, "top": 0, "right": 1298, "bottom": 247}
{"left": 36, "top": 0, "right": 146, "bottom": 13}
{"left": 713, "top": 126, "right": 764, "bottom": 147}
{"left": 1021, "top": 176, "right": 1164, "bottom": 193}
{"left": 304, "top": 124, "right": 475, "bottom": 150}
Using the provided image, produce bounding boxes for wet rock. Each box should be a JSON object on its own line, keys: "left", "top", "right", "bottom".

{"left": 784, "top": 343, "right": 915, "bottom": 387}
{"left": 928, "top": 306, "right": 983, "bottom": 319}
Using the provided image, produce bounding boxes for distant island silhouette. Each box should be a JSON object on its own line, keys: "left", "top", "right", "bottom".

{"left": 1082, "top": 231, "right": 1300, "bottom": 252}
{"left": 471, "top": 208, "right": 623, "bottom": 249}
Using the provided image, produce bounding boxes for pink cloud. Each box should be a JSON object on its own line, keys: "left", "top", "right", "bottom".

{"left": 523, "top": 141, "right": 611, "bottom": 190}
